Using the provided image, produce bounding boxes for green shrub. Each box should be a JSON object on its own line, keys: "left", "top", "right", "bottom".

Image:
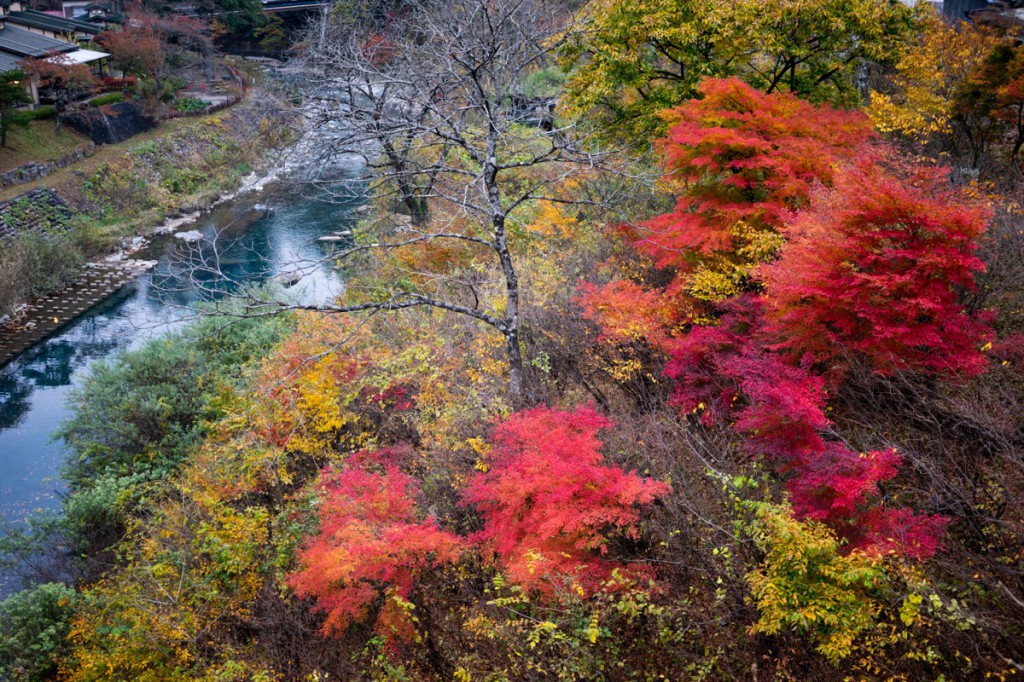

{"left": 131, "top": 139, "right": 161, "bottom": 155}
{"left": 0, "top": 583, "right": 79, "bottom": 682}
{"left": 84, "top": 160, "right": 151, "bottom": 214}
{"left": 187, "top": 301, "right": 295, "bottom": 369}
{"left": 173, "top": 96, "right": 208, "bottom": 114}
{"left": 48, "top": 309, "right": 294, "bottom": 563}
{"left": 58, "top": 310, "right": 295, "bottom": 490}
{"left": 134, "top": 78, "right": 158, "bottom": 101}
{"left": 89, "top": 92, "right": 124, "bottom": 108}
{"left": 160, "top": 165, "right": 206, "bottom": 194}
{"left": 522, "top": 66, "right": 566, "bottom": 99}
{"left": 18, "top": 232, "right": 85, "bottom": 297}
{"left": 30, "top": 106, "right": 57, "bottom": 120}
{"left": 0, "top": 231, "right": 85, "bottom": 316}
{"left": 58, "top": 337, "right": 211, "bottom": 489}
{"left": 60, "top": 473, "right": 135, "bottom": 555}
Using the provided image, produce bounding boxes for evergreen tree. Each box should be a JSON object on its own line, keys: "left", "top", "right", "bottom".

{"left": 0, "top": 70, "right": 32, "bottom": 148}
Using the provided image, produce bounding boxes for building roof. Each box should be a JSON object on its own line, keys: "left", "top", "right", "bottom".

{"left": 6, "top": 9, "right": 101, "bottom": 35}
{"left": 0, "top": 50, "right": 21, "bottom": 71}
{"left": 49, "top": 46, "right": 108, "bottom": 64}
{"left": 85, "top": 13, "right": 120, "bottom": 24}
{"left": 0, "top": 24, "right": 77, "bottom": 58}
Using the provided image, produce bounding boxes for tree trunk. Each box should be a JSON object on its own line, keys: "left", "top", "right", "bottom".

{"left": 492, "top": 212, "right": 525, "bottom": 407}
{"left": 504, "top": 323, "right": 525, "bottom": 408}
{"left": 383, "top": 136, "right": 431, "bottom": 227}
{"left": 407, "top": 196, "right": 430, "bottom": 226}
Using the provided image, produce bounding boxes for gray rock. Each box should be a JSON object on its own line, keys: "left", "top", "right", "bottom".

{"left": 272, "top": 270, "right": 303, "bottom": 287}
{"left": 174, "top": 230, "right": 204, "bottom": 243}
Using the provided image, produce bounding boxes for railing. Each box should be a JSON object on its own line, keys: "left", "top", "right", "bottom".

{"left": 218, "top": 47, "right": 298, "bottom": 62}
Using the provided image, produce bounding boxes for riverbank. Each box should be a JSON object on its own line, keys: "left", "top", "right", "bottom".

{"left": 0, "top": 175, "right": 355, "bottom": 546}
{"left": 0, "top": 85, "right": 297, "bottom": 325}
{"left": 0, "top": 259, "right": 157, "bottom": 367}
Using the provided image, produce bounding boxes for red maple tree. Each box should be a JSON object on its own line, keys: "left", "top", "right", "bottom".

{"left": 97, "top": 25, "right": 165, "bottom": 83}
{"left": 761, "top": 158, "right": 992, "bottom": 379}
{"left": 288, "top": 450, "right": 464, "bottom": 639}
{"left": 635, "top": 77, "right": 873, "bottom": 273}
{"left": 464, "top": 406, "right": 670, "bottom": 596}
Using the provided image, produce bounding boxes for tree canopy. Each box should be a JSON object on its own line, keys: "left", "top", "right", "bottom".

{"left": 560, "top": 0, "right": 922, "bottom": 141}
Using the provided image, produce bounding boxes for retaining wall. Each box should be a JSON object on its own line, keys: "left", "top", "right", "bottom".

{"left": 0, "top": 144, "right": 95, "bottom": 189}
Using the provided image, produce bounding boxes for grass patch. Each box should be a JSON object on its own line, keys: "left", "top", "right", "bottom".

{"left": 0, "top": 120, "right": 91, "bottom": 173}
{"left": 90, "top": 93, "right": 125, "bottom": 108}
{"left": 0, "top": 117, "right": 195, "bottom": 203}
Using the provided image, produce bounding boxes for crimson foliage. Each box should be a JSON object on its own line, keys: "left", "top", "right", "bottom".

{"left": 581, "top": 79, "right": 992, "bottom": 561}
{"left": 464, "top": 406, "right": 670, "bottom": 595}
{"left": 666, "top": 296, "right": 946, "bottom": 558}
{"left": 287, "top": 449, "right": 464, "bottom": 638}
{"left": 762, "top": 159, "right": 991, "bottom": 378}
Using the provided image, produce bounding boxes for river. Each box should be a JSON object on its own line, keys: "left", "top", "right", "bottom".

{"left": 0, "top": 178, "right": 360, "bottom": 590}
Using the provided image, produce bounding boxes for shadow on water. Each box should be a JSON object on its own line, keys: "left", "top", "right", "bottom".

{"left": 0, "top": 176, "right": 362, "bottom": 593}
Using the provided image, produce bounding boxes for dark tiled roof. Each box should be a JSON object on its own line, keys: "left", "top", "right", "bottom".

{"left": 0, "top": 189, "right": 75, "bottom": 240}
{"left": 0, "top": 50, "right": 21, "bottom": 71}
{"left": 0, "top": 24, "right": 77, "bottom": 57}
{"left": 6, "top": 10, "right": 101, "bottom": 35}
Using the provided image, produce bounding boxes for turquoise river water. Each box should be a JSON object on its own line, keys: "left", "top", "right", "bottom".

{"left": 0, "top": 180, "right": 358, "bottom": 590}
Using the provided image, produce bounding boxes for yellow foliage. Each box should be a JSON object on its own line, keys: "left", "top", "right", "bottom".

{"left": 685, "top": 218, "right": 787, "bottom": 302}
{"left": 868, "top": 13, "right": 1001, "bottom": 138}
{"left": 527, "top": 201, "right": 580, "bottom": 240}
{"left": 745, "top": 501, "right": 889, "bottom": 663}
{"left": 61, "top": 313, "right": 388, "bottom": 680}
{"left": 64, "top": 499, "right": 272, "bottom": 681}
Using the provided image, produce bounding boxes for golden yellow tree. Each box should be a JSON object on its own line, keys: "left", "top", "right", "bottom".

{"left": 561, "top": 0, "right": 922, "bottom": 142}
{"left": 868, "top": 12, "right": 1001, "bottom": 138}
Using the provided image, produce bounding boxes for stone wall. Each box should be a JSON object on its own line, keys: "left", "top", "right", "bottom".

{"left": 63, "top": 102, "right": 156, "bottom": 145}
{"left": 0, "top": 188, "right": 75, "bottom": 239}
{"left": 0, "top": 144, "right": 95, "bottom": 189}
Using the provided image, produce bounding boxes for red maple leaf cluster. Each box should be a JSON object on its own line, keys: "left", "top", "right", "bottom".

{"left": 635, "top": 78, "right": 871, "bottom": 270}
{"left": 287, "top": 449, "right": 464, "bottom": 638}
{"left": 582, "top": 78, "right": 993, "bottom": 560}
{"left": 762, "top": 158, "right": 991, "bottom": 379}
{"left": 289, "top": 409, "right": 669, "bottom": 638}
{"left": 464, "top": 406, "right": 670, "bottom": 595}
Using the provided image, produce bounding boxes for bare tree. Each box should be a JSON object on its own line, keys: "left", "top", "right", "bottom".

{"left": 193, "top": 0, "right": 605, "bottom": 406}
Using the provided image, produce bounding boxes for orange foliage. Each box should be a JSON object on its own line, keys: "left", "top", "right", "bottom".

{"left": 576, "top": 279, "right": 678, "bottom": 348}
